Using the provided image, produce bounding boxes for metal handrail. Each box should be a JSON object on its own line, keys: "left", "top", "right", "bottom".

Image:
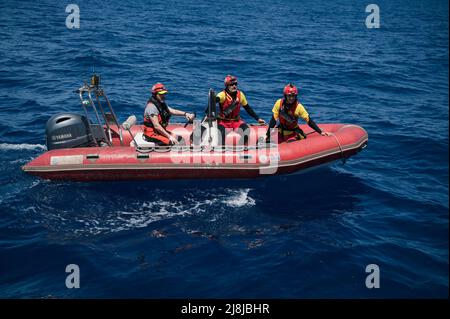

{"left": 76, "top": 75, "right": 124, "bottom": 147}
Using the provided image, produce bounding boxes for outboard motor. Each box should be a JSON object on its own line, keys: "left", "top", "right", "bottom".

{"left": 45, "top": 113, "right": 95, "bottom": 150}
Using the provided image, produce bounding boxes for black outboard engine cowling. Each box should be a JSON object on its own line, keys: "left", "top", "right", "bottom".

{"left": 45, "top": 113, "right": 95, "bottom": 150}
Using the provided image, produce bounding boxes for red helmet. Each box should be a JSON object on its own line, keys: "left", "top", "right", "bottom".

{"left": 283, "top": 83, "right": 298, "bottom": 96}
{"left": 151, "top": 83, "right": 168, "bottom": 95}
{"left": 224, "top": 75, "right": 238, "bottom": 87}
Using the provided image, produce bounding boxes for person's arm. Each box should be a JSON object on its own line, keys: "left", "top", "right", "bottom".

{"left": 241, "top": 92, "right": 265, "bottom": 124}
{"left": 242, "top": 104, "right": 260, "bottom": 122}
{"left": 308, "top": 118, "right": 331, "bottom": 136}
{"left": 265, "top": 115, "right": 277, "bottom": 142}
{"left": 265, "top": 100, "right": 282, "bottom": 142}
{"left": 168, "top": 107, "right": 195, "bottom": 121}
{"left": 215, "top": 92, "right": 225, "bottom": 104}
{"left": 297, "top": 103, "right": 330, "bottom": 136}
{"left": 307, "top": 118, "right": 322, "bottom": 134}
{"left": 168, "top": 107, "right": 185, "bottom": 116}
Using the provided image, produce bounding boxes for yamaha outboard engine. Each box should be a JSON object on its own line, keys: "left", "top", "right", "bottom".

{"left": 45, "top": 113, "right": 95, "bottom": 150}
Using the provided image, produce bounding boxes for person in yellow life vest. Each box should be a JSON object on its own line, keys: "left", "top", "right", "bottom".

{"left": 265, "top": 83, "right": 330, "bottom": 143}
{"left": 214, "top": 75, "right": 265, "bottom": 145}
{"left": 143, "top": 83, "right": 195, "bottom": 146}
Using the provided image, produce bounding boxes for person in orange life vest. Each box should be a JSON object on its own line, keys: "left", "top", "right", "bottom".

{"left": 265, "top": 83, "right": 330, "bottom": 143}
{"left": 143, "top": 83, "right": 195, "bottom": 146}
{"left": 215, "top": 75, "right": 265, "bottom": 145}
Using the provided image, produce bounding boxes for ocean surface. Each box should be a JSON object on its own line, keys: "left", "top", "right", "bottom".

{"left": 0, "top": 0, "right": 448, "bottom": 298}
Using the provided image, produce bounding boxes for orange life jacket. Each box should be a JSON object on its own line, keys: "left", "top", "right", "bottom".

{"left": 143, "top": 97, "right": 171, "bottom": 137}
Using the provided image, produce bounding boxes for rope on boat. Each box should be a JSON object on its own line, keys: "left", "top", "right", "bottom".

{"left": 330, "top": 133, "right": 346, "bottom": 164}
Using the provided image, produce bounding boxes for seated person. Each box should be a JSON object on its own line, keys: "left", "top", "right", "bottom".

{"left": 214, "top": 75, "right": 265, "bottom": 145}
{"left": 143, "top": 83, "right": 194, "bottom": 145}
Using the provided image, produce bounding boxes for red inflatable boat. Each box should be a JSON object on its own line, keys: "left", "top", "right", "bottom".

{"left": 21, "top": 77, "right": 368, "bottom": 181}
{"left": 22, "top": 123, "right": 367, "bottom": 181}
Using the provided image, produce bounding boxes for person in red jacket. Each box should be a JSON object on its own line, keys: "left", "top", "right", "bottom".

{"left": 143, "top": 83, "right": 195, "bottom": 145}
{"left": 266, "top": 83, "right": 330, "bottom": 143}
{"left": 215, "top": 75, "right": 265, "bottom": 145}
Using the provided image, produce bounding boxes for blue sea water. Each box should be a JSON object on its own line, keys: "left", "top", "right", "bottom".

{"left": 0, "top": 0, "right": 448, "bottom": 298}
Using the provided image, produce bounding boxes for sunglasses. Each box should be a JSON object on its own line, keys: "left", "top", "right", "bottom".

{"left": 229, "top": 82, "right": 238, "bottom": 87}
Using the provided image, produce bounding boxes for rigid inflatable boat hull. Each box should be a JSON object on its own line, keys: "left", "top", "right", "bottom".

{"left": 22, "top": 124, "right": 368, "bottom": 181}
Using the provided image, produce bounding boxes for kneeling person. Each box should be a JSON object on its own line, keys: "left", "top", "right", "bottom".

{"left": 266, "top": 83, "right": 330, "bottom": 143}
